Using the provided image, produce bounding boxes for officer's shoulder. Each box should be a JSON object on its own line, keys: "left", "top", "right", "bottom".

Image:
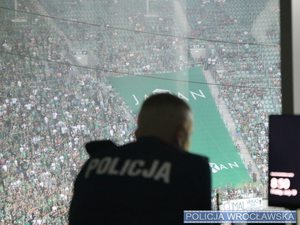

{"left": 120, "top": 137, "right": 209, "bottom": 164}
{"left": 85, "top": 140, "right": 117, "bottom": 156}
{"left": 181, "top": 150, "right": 209, "bottom": 165}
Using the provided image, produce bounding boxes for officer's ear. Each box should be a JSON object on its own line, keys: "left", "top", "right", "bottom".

{"left": 175, "top": 126, "right": 189, "bottom": 151}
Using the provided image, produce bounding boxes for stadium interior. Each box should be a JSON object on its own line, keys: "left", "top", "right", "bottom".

{"left": 0, "top": 0, "right": 291, "bottom": 223}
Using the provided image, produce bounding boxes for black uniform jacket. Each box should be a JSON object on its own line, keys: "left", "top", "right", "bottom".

{"left": 69, "top": 136, "right": 211, "bottom": 225}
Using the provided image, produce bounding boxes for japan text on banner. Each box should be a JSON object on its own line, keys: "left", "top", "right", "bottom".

{"left": 183, "top": 210, "right": 297, "bottom": 223}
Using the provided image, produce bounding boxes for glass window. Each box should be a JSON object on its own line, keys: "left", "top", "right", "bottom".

{"left": 0, "top": 0, "right": 280, "bottom": 222}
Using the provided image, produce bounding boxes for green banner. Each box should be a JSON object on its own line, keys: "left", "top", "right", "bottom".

{"left": 108, "top": 66, "right": 251, "bottom": 188}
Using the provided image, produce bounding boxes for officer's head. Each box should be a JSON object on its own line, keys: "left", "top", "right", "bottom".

{"left": 135, "top": 93, "right": 193, "bottom": 151}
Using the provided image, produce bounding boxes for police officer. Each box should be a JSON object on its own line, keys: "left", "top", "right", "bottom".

{"left": 69, "top": 93, "right": 211, "bottom": 225}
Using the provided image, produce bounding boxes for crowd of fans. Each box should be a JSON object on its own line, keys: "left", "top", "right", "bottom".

{"left": 40, "top": 0, "right": 191, "bottom": 74}
{"left": 1, "top": 1, "right": 135, "bottom": 223}
{"left": 211, "top": 182, "right": 266, "bottom": 210}
{"left": 0, "top": 0, "right": 280, "bottom": 223}
{"left": 186, "top": 0, "right": 280, "bottom": 184}
{"left": 192, "top": 0, "right": 281, "bottom": 184}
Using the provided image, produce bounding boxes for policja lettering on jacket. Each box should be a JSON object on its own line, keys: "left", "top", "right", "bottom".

{"left": 84, "top": 157, "right": 172, "bottom": 184}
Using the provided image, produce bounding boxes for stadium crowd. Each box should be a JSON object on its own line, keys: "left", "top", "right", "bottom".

{"left": 201, "top": 0, "right": 280, "bottom": 184}
{"left": 1, "top": 0, "right": 279, "bottom": 223}
{"left": 1, "top": 2, "right": 135, "bottom": 223}
{"left": 186, "top": 0, "right": 280, "bottom": 183}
